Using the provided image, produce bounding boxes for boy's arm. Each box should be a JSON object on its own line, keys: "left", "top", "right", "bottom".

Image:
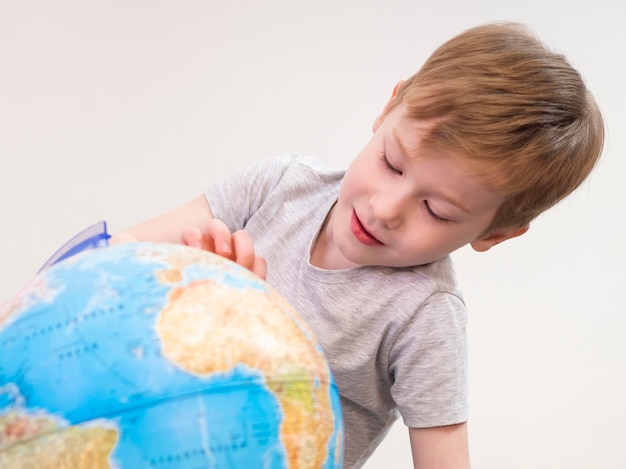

{"left": 409, "top": 423, "right": 470, "bottom": 469}
{"left": 110, "top": 195, "right": 214, "bottom": 245}
{"left": 110, "top": 194, "right": 266, "bottom": 279}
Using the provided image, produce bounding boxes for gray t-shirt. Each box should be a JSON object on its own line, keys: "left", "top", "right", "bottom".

{"left": 205, "top": 154, "right": 468, "bottom": 467}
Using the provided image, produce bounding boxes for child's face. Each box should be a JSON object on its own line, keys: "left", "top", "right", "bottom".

{"left": 323, "top": 104, "right": 511, "bottom": 269}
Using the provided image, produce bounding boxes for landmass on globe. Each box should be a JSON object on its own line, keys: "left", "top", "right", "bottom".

{"left": 0, "top": 405, "right": 117, "bottom": 469}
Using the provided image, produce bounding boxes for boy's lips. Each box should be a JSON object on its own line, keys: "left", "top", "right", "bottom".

{"left": 350, "top": 211, "right": 383, "bottom": 246}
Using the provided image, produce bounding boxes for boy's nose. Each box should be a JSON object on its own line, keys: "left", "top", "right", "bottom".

{"left": 371, "top": 191, "right": 409, "bottom": 229}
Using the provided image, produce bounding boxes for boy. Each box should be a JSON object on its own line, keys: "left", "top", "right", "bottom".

{"left": 113, "top": 22, "right": 604, "bottom": 468}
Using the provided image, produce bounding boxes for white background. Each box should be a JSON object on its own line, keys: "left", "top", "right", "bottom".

{"left": 1, "top": 1, "right": 624, "bottom": 468}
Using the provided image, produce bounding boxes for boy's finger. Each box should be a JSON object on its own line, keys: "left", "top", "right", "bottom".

{"left": 231, "top": 230, "right": 256, "bottom": 271}
{"left": 204, "top": 219, "right": 234, "bottom": 258}
{"left": 252, "top": 256, "right": 267, "bottom": 280}
{"left": 181, "top": 227, "right": 203, "bottom": 248}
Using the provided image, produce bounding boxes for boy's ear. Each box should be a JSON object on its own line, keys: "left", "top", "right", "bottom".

{"left": 470, "top": 225, "right": 529, "bottom": 252}
{"left": 373, "top": 80, "right": 405, "bottom": 132}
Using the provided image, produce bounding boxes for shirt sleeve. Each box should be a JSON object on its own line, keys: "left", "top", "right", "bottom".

{"left": 388, "top": 291, "right": 469, "bottom": 428}
{"left": 204, "top": 154, "right": 299, "bottom": 232}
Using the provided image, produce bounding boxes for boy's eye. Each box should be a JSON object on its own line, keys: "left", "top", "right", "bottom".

{"left": 424, "top": 201, "right": 450, "bottom": 223}
{"left": 382, "top": 155, "right": 402, "bottom": 175}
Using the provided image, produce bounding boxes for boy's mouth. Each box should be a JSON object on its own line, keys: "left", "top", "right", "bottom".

{"left": 351, "top": 211, "right": 383, "bottom": 246}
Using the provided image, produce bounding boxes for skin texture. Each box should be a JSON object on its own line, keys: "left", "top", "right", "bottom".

{"left": 112, "top": 84, "right": 532, "bottom": 468}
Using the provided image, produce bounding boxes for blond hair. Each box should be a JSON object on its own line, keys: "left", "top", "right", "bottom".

{"left": 394, "top": 22, "right": 604, "bottom": 233}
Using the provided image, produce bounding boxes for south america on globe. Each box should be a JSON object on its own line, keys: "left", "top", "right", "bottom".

{"left": 0, "top": 242, "right": 344, "bottom": 468}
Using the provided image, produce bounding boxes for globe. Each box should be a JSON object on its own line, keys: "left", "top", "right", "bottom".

{"left": 0, "top": 242, "right": 343, "bottom": 468}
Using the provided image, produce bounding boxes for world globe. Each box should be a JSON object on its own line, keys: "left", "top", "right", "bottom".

{"left": 0, "top": 241, "right": 344, "bottom": 468}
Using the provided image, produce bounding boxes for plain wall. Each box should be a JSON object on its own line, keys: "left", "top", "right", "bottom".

{"left": 1, "top": 1, "right": 624, "bottom": 468}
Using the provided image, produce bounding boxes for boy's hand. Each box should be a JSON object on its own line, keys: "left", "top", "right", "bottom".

{"left": 181, "top": 219, "right": 267, "bottom": 280}
{"left": 111, "top": 196, "right": 266, "bottom": 278}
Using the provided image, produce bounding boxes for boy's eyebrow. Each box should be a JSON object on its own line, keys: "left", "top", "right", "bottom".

{"left": 392, "top": 127, "right": 473, "bottom": 215}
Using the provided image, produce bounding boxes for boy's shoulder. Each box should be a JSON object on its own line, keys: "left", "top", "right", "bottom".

{"left": 258, "top": 154, "right": 344, "bottom": 181}
{"left": 385, "top": 255, "right": 463, "bottom": 303}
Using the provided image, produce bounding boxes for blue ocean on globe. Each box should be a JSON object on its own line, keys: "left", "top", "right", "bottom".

{"left": 0, "top": 241, "right": 343, "bottom": 468}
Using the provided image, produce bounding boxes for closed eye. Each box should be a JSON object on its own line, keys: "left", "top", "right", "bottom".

{"left": 424, "top": 201, "right": 450, "bottom": 223}
{"left": 381, "top": 154, "right": 402, "bottom": 175}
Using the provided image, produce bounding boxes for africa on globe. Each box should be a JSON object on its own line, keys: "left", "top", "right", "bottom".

{"left": 0, "top": 242, "right": 344, "bottom": 468}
